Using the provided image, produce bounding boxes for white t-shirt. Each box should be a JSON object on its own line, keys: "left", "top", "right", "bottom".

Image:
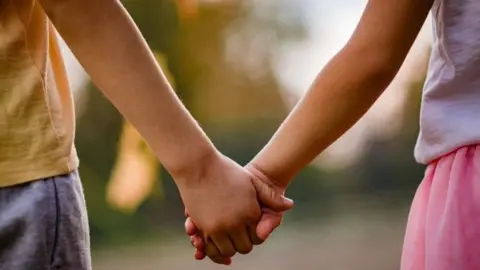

{"left": 414, "top": 0, "right": 480, "bottom": 164}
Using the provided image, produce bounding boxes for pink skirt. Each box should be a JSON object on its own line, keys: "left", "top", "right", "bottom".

{"left": 401, "top": 145, "right": 480, "bottom": 270}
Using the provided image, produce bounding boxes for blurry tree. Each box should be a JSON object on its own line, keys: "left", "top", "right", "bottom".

{"left": 356, "top": 80, "right": 426, "bottom": 199}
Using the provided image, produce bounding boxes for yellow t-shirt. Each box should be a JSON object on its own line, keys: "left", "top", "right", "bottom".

{"left": 0, "top": 0, "right": 78, "bottom": 187}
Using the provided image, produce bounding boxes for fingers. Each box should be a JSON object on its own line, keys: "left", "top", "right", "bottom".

{"left": 256, "top": 209, "right": 283, "bottom": 241}
{"left": 251, "top": 177, "right": 294, "bottom": 212}
{"left": 190, "top": 234, "right": 207, "bottom": 261}
{"left": 190, "top": 235, "right": 205, "bottom": 250}
{"left": 205, "top": 239, "right": 232, "bottom": 265}
{"left": 185, "top": 217, "right": 197, "bottom": 236}
{"left": 211, "top": 234, "right": 236, "bottom": 258}
{"left": 247, "top": 224, "right": 264, "bottom": 245}
{"left": 191, "top": 229, "right": 254, "bottom": 264}
{"left": 194, "top": 249, "right": 206, "bottom": 260}
{"left": 229, "top": 229, "right": 253, "bottom": 255}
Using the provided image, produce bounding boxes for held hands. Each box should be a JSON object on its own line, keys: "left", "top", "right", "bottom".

{"left": 182, "top": 162, "right": 292, "bottom": 265}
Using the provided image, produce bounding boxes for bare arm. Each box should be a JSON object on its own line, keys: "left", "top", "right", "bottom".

{"left": 39, "top": 0, "right": 215, "bottom": 182}
{"left": 251, "top": 0, "right": 434, "bottom": 186}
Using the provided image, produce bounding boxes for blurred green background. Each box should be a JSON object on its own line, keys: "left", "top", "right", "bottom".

{"left": 65, "top": 0, "right": 433, "bottom": 269}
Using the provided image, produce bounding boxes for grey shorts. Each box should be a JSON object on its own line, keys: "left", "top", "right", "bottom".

{"left": 0, "top": 171, "right": 91, "bottom": 270}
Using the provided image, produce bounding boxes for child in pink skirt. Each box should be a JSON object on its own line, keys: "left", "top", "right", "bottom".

{"left": 186, "top": 0, "right": 480, "bottom": 268}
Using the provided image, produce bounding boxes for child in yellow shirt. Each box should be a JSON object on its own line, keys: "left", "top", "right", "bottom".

{"left": 0, "top": 0, "right": 292, "bottom": 269}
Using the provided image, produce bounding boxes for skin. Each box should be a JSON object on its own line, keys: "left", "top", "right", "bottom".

{"left": 187, "top": 164, "right": 290, "bottom": 262}
{"left": 38, "top": 0, "right": 294, "bottom": 265}
{"left": 188, "top": 0, "right": 434, "bottom": 264}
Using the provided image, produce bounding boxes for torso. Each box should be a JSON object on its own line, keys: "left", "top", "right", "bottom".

{"left": 0, "top": 0, "right": 77, "bottom": 186}
{"left": 415, "top": 0, "right": 480, "bottom": 164}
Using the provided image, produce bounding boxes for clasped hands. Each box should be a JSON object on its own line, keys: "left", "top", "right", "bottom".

{"left": 177, "top": 152, "right": 294, "bottom": 265}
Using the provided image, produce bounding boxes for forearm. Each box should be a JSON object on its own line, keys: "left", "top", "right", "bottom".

{"left": 250, "top": 0, "right": 432, "bottom": 187}
{"left": 251, "top": 47, "right": 397, "bottom": 186}
{"left": 41, "top": 0, "right": 217, "bottom": 179}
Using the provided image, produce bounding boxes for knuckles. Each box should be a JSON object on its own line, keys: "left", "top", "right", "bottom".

{"left": 202, "top": 211, "right": 259, "bottom": 236}
{"left": 203, "top": 220, "right": 238, "bottom": 236}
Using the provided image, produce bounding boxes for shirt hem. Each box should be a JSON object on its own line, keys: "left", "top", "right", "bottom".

{"left": 0, "top": 152, "right": 79, "bottom": 188}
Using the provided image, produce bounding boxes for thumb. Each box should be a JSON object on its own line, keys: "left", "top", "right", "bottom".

{"left": 251, "top": 177, "right": 294, "bottom": 212}
{"left": 255, "top": 210, "right": 283, "bottom": 241}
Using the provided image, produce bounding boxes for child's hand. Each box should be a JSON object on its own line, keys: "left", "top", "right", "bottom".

{"left": 185, "top": 163, "right": 292, "bottom": 265}
{"left": 178, "top": 155, "right": 259, "bottom": 265}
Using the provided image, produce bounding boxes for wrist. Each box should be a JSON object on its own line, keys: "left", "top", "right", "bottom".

{"left": 249, "top": 146, "right": 300, "bottom": 188}
{"left": 168, "top": 145, "right": 221, "bottom": 188}
{"left": 246, "top": 162, "right": 290, "bottom": 193}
